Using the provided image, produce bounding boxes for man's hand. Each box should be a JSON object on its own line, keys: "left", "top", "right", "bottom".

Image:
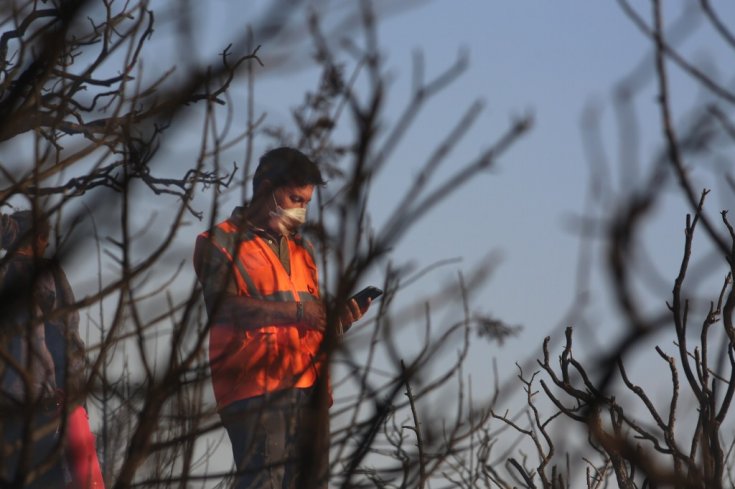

{"left": 339, "top": 298, "right": 370, "bottom": 334}
{"left": 300, "top": 298, "right": 371, "bottom": 334}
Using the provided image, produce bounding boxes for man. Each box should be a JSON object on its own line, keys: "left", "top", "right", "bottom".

{"left": 0, "top": 210, "right": 104, "bottom": 488}
{"left": 193, "top": 147, "right": 371, "bottom": 488}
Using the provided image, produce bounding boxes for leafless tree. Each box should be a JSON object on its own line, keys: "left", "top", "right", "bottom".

{"left": 0, "top": 1, "right": 532, "bottom": 488}
{"left": 487, "top": 2, "right": 735, "bottom": 488}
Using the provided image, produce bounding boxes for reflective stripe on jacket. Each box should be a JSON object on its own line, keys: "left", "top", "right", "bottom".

{"left": 200, "top": 218, "right": 323, "bottom": 408}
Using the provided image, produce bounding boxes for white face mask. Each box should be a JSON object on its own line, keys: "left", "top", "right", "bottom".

{"left": 269, "top": 193, "right": 307, "bottom": 235}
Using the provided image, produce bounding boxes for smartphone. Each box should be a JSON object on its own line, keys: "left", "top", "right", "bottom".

{"left": 350, "top": 286, "right": 383, "bottom": 309}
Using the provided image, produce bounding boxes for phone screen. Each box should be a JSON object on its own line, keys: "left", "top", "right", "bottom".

{"left": 352, "top": 286, "right": 383, "bottom": 308}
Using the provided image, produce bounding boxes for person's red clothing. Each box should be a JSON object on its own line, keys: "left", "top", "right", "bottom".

{"left": 65, "top": 406, "right": 105, "bottom": 489}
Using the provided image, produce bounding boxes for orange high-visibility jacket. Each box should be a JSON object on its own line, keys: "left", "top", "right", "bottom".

{"left": 196, "top": 217, "right": 324, "bottom": 408}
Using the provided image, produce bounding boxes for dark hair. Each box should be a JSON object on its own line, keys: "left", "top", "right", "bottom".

{"left": 1, "top": 210, "right": 50, "bottom": 250}
{"left": 252, "top": 147, "right": 325, "bottom": 196}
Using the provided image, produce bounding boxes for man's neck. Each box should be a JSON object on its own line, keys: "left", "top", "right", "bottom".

{"left": 234, "top": 207, "right": 285, "bottom": 240}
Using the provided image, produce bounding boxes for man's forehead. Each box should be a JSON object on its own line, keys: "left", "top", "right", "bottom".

{"left": 279, "top": 184, "right": 314, "bottom": 196}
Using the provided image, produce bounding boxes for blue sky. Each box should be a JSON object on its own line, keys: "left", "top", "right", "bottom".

{"left": 114, "top": 0, "right": 735, "bottom": 394}
{"left": 237, "top": 3, "right": 735, "bottom": 425}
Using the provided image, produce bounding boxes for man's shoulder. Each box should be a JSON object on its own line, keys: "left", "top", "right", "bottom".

{"left": 195, "top": 207, "right": 263, "bottom": 261}
{"left": 199, "top": 207, "right": 253, "bottom": 238}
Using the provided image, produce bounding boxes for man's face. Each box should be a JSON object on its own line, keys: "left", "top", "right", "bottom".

{"left": 268, "top": 184, "right": 315, "bottom": 234}
{"left": 272, "top": 184, "right": 314, "bottom": 211}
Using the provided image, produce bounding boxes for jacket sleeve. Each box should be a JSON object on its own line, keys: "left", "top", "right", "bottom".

{"left": 194, "top": 234, "right": 239, "bottom": 316}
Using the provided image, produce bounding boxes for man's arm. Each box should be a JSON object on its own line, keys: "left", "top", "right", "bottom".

{"left": 216, "top": 295, "right": 326, "bottom": 331}
{"left": 219, "top": 295, "right": 368, "bottom": 334}
{"left": 27, "top": 319, "right": 57, "bottom": 398}
{"left": 194, "top": 235, "right": 326, "bottom": 331}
